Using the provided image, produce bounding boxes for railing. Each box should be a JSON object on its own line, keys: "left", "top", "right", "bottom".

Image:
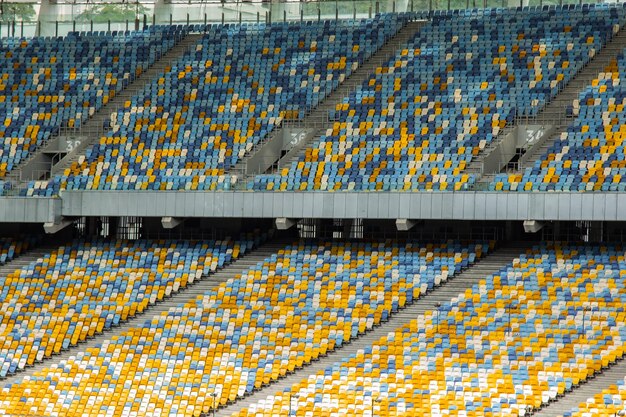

{"left": 1, "top": 0, "right": 622, "bottom": 39}
{"left": 514, "top": 107, "right": 573, "bottom": 128}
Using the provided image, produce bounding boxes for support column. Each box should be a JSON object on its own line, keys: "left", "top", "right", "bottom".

{"left": 508, "top": 0, "right": 528, "bottom": 7}
{"left": 36, "top": 0, "right": 55, "bottom": 37}
{"left": 153, "top": 0, "right": 176, "bottom": 25}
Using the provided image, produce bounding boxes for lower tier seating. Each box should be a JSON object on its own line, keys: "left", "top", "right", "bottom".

{"left": 0, "top": 236, "right": 254, "bottom": 377}
{"left": 230, "top": 243, "right": 626, "bottom": 417}
{"left": 0, "top": 240, "right": 488, "bottom": 417}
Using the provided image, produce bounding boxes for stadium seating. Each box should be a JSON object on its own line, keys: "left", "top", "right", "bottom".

{"left": 253, "top": 6, "right": 625, "bottom": 191}
{"left": 0, "top": 28, "right": 181, "bottom": 183}
{"left": 228, "top": 243, "right": 626, "bottom": 417}
{"left": 561, "top": 377, "right": 626, "bottom": 417}
{"left": 0, "top": 235, "right": 39, "bottom": 264}
{"left": 0, "top": 237, "right": 253, "bottom": 377}
{"left": 492, "top": 49, "right": 626, "bottom": 191}
{"left": 25, "top": 16, "right": 402, "bottom": 196}
{"left": 0, "top": 240, "right": 488, "bottom": 416}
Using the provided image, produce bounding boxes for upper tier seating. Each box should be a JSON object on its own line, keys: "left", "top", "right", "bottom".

{"left": 0, "top": 27, "right": 181, "bottom": 183}
{"left": 228, "top": 243, "right": 626, "bottom": 417}
{"left": 561, "top": 377, "right": 626, "bottom": 417}
{"left": 0, "top": 240, "right": 488, "bottom": 416}
{"left": 253, "top": 6, "right": 625, "bottom": 192}
{"left": 26, "top": 16, "right": 402, "bottom": 196}
{"left": 492, "top": 49, "right": 626, "bottom": 191}
{"left": 0, "top": 237, "right": 253, "bottom": 377}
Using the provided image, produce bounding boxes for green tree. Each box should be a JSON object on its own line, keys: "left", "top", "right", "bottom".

{"left": 0, "top": 3, "right": 36, "bottom": 22}
{"left": 76, "top": 3, "right": 149, "bottom": 23}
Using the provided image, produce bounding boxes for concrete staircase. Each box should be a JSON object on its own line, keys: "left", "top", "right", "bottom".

{"left": 463, "top": 124, "right": 517, "bottom": 181}
{"left": 214, "top": 245, "right": 526, "bottom": 417}
{"left": 469, "top": 26, "right": 626, "bottom": 184}
{"left": 8, "top": 34, "right": 203, "bottom": 188}
{"left": 0, "top": 240, "right": 287, "bottom": 384}
{"left": 231, "top": 19, "right": 428, "bottom": 182}
{"left": 531, "top": 357, "right": 626, "bottom": 417}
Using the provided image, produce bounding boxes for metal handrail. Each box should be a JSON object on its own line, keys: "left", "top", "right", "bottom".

{"left": 8, "top": 0, "right": 624, "bottom": 39}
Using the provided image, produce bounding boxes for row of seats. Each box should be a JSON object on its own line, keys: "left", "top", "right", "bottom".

{"left": 492, "top": 48, "right": 626, "bottom": 191}
{"left": 0, "top": 240, "right": 489, "bottom": 416}
{"left": 0, "top": 235, "right": 39, "bottom": 264}
{"left": 0, "top": 27, "right": 182, "bottom": 181}
{"left": 252, "top": 6, "right": 625, "bottom": 191}
{"left": 0, "top": 236, "right": 255, "bottom": 377}
{"left": 562, "top": 377, "right": 626, "bottom": 417}
{"left": 229, "top": 243, "right": 626, "bottom": 417}
{"left": 423, "top": 2, "right": 625, "bottom": 17}
{"left": 25, "top": 16, "right": 403, "bottom": 196}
